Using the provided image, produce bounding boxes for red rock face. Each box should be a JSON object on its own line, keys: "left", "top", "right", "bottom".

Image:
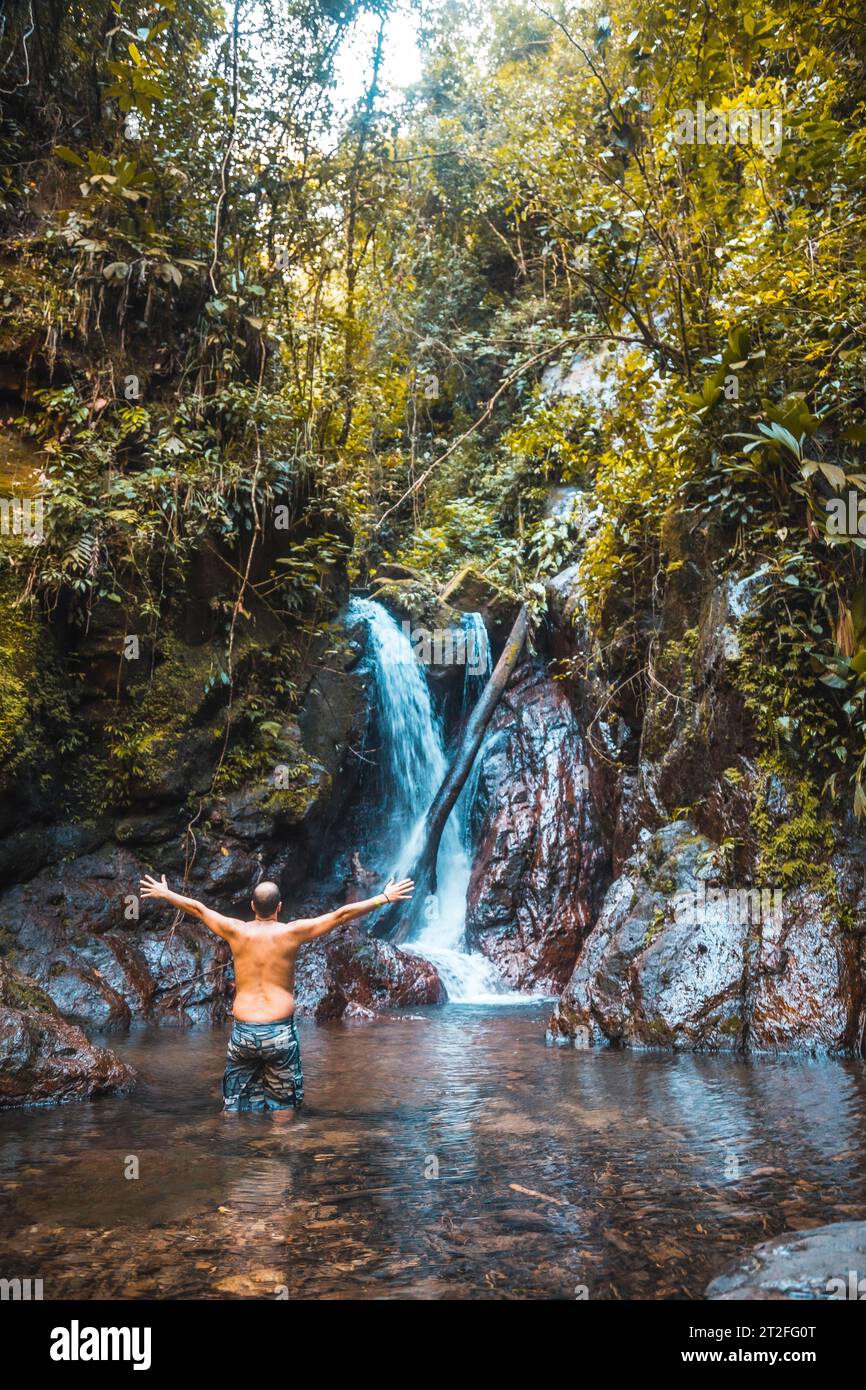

{"left": 465, "top": 666, "right": 607, "bottom": 992}
{"left": 295, "top": 929, "right": 446, "bottom": 1022}
{"left": 0, "top": 964, "right": 134, "bottom": 1108}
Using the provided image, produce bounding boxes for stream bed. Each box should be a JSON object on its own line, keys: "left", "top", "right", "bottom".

{"left": 2, "top": 1003, "right": 866, "bottom": 1299}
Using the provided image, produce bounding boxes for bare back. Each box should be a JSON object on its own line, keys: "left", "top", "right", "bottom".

{"left": 138, "top": 873, "right": 415, "bottom": 1024}
{"left": 224, "top": 919, "right": 304, "bottom": 1022}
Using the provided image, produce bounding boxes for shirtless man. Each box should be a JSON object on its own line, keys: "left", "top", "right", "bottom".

{"left": 139, "top": 873, "right": 414, "bottom": 1112}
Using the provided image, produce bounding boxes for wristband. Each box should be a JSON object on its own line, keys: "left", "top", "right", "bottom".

{"left": 380, "top": 891, "right": 390, "bottom": 906}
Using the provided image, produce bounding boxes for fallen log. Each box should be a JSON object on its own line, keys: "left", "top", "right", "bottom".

{"left": 373, "top": 603, "right": 529, "bottom": 945}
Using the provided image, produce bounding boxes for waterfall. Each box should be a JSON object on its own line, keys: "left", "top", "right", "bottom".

{"left": 348, "top": 597, "right": 511, "bottom": 1002}
{"left": 456, "top": 611, "right": 492, "bottom": 848}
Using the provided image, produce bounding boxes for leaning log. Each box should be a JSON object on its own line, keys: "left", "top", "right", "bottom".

{"left": 374, "top": 603, "right": 529, "bottom": 945}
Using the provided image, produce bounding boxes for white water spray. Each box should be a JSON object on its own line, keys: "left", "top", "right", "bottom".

{"left": 348, "top": 597, "right": 518, "bottom": 1002}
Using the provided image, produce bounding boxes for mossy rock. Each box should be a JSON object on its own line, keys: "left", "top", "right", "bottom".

{"left": 439, "top": 563, "right": 521, "bottom": 643}
{"left": 0, "top": 960, "right": 59, "bottom": 1016}
{"left": 368, "top": 576, "right": 460, "bottom": 632}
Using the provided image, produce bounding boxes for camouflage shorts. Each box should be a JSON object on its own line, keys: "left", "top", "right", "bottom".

{"left": 222, "top": 1016, "right": 304, "bottom": 1112}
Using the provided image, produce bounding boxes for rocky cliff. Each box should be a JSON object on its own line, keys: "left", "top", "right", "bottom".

{"left": 532, "top": 508, "right": 866, "bottom": 1056}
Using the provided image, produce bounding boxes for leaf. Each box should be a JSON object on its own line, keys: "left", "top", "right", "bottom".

{"left": 818, "top": 461, "right": 846, "bottom": 488}
{"left": 54, "top": 145, "right": 86, "bottom": 167}
{"left": 156, "top": 262, "right": 182, "bottom": 287}
{"left": 760, "top": 422, "right": 801, "bottom": 457}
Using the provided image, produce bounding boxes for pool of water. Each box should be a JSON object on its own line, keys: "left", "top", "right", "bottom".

{"left": 2, "top": 1004, "right": 865, "bottom": 1299}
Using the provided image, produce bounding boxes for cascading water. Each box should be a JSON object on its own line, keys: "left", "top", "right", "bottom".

{"left": 456, "top": 612, "right": 492, "bottom": 846}
{"left": 348, "top": 596, "right": 513, "bottom": 1002}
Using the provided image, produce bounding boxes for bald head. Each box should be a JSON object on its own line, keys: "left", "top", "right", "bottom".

{"left": 251, "top": 880, "right": 281, "bottom": 920}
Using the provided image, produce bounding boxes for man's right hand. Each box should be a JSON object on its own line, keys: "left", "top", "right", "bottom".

{"left": 140, "top": 873, "right": 170, "bottom": 901}
{"left": 382, "top": 877, "right": 414, "bottom": 903}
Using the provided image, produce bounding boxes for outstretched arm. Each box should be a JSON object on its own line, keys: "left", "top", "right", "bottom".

{"left": 139, "top": 874, "right": 240, "bottom": 940}
{"left": 292, "top": 878, "right": 414, "bottom": 944}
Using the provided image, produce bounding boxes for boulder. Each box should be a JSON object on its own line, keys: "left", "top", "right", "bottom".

{"left": 368, "top": 575, "right": 460, "bottom": 633}
{"left": 439, "top": 564, "right": 520, "bottom": 644}
{"left": 0, "top": 961, "right": 134, "bottom": 1108}
{"left": 706, "top": 1222, "right": 866, "bottom": 1300}
{"left": 547, "top": 820, "right": 859, "bottom": 1054}
{"left": 548, "top": 822, "right": 748, "bottom": 1050}
{"left": 466, "top": 665, "right": 606, "bottom": 991}
{"left": 295, "top": 927, "right": 445, "bottom": 1021}
{"left": 0, "top": 844, "right": 232, "bottom": 1028}
{"left": 545, "top": 563, "right": 582, "bottom": 632}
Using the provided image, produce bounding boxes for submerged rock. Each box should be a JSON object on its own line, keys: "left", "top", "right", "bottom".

{"left": 466, "top": 666, "right": 606, "bottom": 992}
{"left": 706, "top": 1221, "right": 866, "bottom": 1300}
{"left": 0, "top": 961, "right": 134, "bottom": 1108}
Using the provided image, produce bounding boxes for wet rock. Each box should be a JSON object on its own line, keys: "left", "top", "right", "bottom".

{"left": 114, "top": 813, "right": 177, "bottom": 847}
{"left": 133, "top": 923, "right": 231, "bottom": 1025}
{"left": 371, "top": 562, "right": 429, "bottom": 585}
{"left": 0, "top": 961, "right": 134, "bottom": 1108}
{"left": 439, "top": 565, "right": 520, "bottom": 644}
{"left": 0, "top": 819, "right": 115, "bottom": 890}
{"left": 749, "top": 884, "right": 856, "bottom": 1053}
{"left": 295, "top": 928, "right": 445, "bottom": 1021}
{"left": 543, "top": 509, "right": 866, "bottom": 1059}
{"left": 368, "top": 575, "right": 460, "bottom": 634}
{"left": 545, "top": 564, "right": 582, "bottom": 632}
{"left": 465, "top": 666, "right": 606, "bottom": 992}
{"left": 706, "top": 1221, "right": 866, "bottom": 1300}
{"left": 215, "top": 770, "right": 326, "bottom": 844}
{"left": 299, "top": 634, "right": 368, "bottom": 785}
{"left": 547, "top": 821, "right": 858, "bottom": 1054}
{"left": 548, "top": 823, "right": 748, "bottom": 1049}
{"left": 0, "top": 845, "right": 232, "bottom": 1028}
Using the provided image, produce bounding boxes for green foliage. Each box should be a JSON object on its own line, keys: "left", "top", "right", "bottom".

{"left": 3, "top": 0, "right": 866, "bottom": 826}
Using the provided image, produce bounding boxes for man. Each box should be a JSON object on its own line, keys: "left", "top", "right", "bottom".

{"left": 139, "top": 872, "right": 414, "bottom": 1113}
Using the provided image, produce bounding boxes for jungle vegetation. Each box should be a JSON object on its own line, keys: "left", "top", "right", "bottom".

{"left": 1, "top": 0, "right": 866, "bottom": 822}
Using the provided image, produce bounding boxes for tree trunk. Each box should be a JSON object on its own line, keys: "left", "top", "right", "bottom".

{"left": 373, "top": 603, "right": 529, "bottom": 945}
